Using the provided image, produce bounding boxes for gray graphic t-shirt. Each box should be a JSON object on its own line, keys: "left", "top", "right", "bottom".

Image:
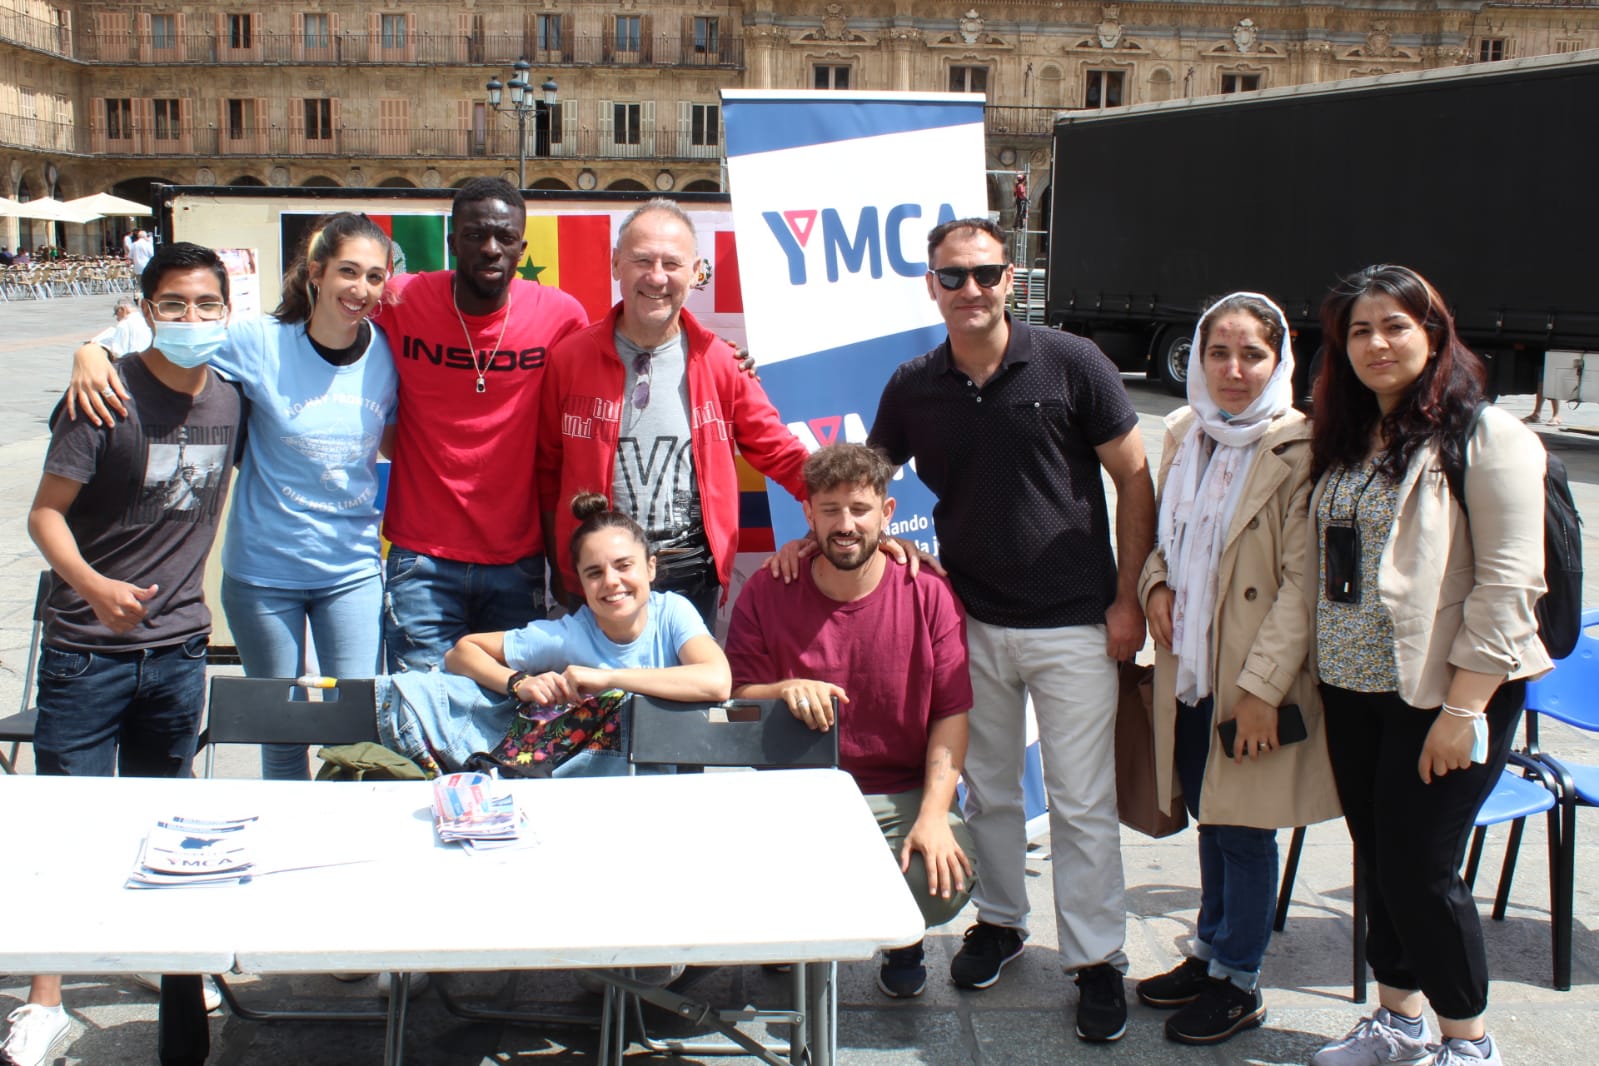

{"left": 613, "top": 328, "right": 710, "bottom": 583}
{"left": 42, "top": 352, "right": 241, "bottom": 651}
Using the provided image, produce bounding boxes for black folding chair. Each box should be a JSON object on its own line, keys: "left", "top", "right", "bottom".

{"left": 195, "top": 675, "right": 396, "bottom": 1028}
{"left": 199, "top": 675, "right": 379, "bottom": 778}
{"left": 606, "top": 695, "right": 840, "bottom": 1065}
{"left": 0, "top": 573, "right": 48, "bottom": 775}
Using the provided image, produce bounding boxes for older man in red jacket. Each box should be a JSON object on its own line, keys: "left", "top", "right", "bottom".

{"left": 537, "top": 199, "right": 810, "bottom": 627}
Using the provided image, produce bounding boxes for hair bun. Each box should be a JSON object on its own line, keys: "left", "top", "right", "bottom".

{"left": 570, "top": 492, "right": 612, "bottom": 521}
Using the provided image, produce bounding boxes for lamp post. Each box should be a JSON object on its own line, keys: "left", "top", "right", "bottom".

{"left": 486, "top": 58, "right": 558, "bottom": 189}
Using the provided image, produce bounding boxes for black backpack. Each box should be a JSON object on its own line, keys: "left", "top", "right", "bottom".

{"left": 1444, "top": 401, "right": 1584, "bottom": 660}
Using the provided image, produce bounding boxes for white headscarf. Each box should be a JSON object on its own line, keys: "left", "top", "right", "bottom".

{"left": 1156, "top": 292, "right": 1296, "bottom": 705}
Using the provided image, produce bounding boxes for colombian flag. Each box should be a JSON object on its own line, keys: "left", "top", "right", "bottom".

{"left": 370, "top": 214, "right": 447, "bottom": 274}
{"left": 735, "top": 456, "right": 776, "bottom": 554}
{"left": 522, "top": 214, "right": 613, "bottom": 323}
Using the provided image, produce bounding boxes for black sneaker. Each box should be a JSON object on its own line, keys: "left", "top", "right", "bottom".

{"left": 1163, "top": 977, "right": 1265, "bottom": 1045}
{"left": 1073, "top": 962, "right": 1128, "bottom": 1043}
{"left": 949, "top": 922, "right": 1025, "bottom": 989}
{"left": 877, "top": 940, "right": 926, "bottom": 998}
{"left": 1136, "top": 956, "right": 1210, "bottom": 1009}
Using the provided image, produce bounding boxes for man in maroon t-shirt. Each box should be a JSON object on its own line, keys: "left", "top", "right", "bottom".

{"left": 725, "top": 443, "right": 975, "bottom": 1000}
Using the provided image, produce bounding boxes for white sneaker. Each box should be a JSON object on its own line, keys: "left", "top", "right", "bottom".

{"left": 376, "top": 971, "right": 431, "bottom": 998}
{"left": 1312, "top": 1007, "right": 1436, "bottom": 1066}
{"left": 129, "top": 974, "right": 222, "bottom": 1013}
{"left": 0, "top": 1003, "right": 71, "bottom": 1066}
{"left": 1431, "top": 1036, "right": 1502, "bottom": 1066}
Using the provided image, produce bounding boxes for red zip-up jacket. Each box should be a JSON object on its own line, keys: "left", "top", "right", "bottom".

{"left": 538, "top": 303, "right": 809, "bottom": 599}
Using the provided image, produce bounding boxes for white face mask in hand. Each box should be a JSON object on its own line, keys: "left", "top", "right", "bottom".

{"left": 1470, "top": 716, "right": 1489, "bottom": 764}
{"left": 152, "top": 320, "right": 227, "bottom": 368}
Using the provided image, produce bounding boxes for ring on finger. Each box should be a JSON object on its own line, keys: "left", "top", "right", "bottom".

{"left": 797, "top": 697, "right": 810, "bottom": 709}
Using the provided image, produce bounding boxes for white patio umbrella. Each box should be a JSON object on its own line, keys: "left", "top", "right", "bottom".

{"left": 0, "top": 197, "right": 102, "bottom": 223}
{"left": 66, "top": 192, "right": 152, "bottom": 217}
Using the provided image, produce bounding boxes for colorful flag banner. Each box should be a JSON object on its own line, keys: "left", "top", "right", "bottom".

{"left": 373, "top": 214, "right": 447, "bottom": 274}
{"left": 522, "top": 214, "right": 613, "bottom": 324}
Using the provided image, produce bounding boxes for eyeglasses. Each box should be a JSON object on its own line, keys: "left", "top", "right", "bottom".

{"left": 631, "top": 351, "right": 651, "bottom": 410}
{"left": 146, "top": 297, "right": 228, "bottom": 321}
{"left": 931, "top": 264, "right": 1008, "bottom": 291}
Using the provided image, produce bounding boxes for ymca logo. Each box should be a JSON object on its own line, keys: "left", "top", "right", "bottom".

{"left": 786, "top": 412, "right": 907, "bottom": 480}
{"left": 763, "top": 202, "right": 958, "bottom": 286}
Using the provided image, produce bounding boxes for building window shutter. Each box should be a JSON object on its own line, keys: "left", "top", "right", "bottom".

{"left": 641, "top": 100, "right": 656, "bottom": 155}
{"left": 640, "top": 14, "right": 653, "bottom": 62}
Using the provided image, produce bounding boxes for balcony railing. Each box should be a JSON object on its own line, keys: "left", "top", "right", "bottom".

{"left": 0, "top": 9, "right": 73, "bottom": 56}
{"left": 0, "top": 113, "right": 83, "bottom": 153}
{"left": 72, "top": 31, "right": 743, "bottom": 68}
{"left": 984, "top": 105, "right": 1059, "bottom": 138}
{"left": 0, "top": 115, "right": 725, "bottom": 162}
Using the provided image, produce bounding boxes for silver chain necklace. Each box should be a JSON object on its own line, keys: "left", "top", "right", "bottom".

{"left": 451, "top": 280, "right": 513, "bottom": 394}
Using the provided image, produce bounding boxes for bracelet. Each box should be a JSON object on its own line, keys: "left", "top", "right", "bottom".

{"left": 506, "top": 670, "right": 531, "bottom": 698}
{"left": 1442, "top": 702, "right": 1486, "bottom": 719}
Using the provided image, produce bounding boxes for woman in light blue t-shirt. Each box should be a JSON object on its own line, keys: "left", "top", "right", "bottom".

{"left": 216, "top": 213, "right": 400, "bottom": 780}
{"left": 446, "top": 492, "right": 731, "bottom": 735}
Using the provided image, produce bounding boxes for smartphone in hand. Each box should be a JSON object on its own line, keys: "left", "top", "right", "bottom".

{"left": 1218, "top": 704, "right": 1308, "bottom": 758}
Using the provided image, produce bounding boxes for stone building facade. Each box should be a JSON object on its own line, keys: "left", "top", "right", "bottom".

{"left": 3, "top": 0, "right": 1596, "bottom": 250}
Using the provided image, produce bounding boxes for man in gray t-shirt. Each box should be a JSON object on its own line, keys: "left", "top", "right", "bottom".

{"left": 4, "top": 243, "right": 241, "bottom": 1063}
{"left": 612, "top": 328, "right": 712, "bottom": 589}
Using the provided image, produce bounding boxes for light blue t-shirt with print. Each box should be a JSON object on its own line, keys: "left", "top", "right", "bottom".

{"left": 502, "top": 590, "right": 708, "bottom": 673}
{"left": 216, "top": 316, "right": 399, "bottom": 589}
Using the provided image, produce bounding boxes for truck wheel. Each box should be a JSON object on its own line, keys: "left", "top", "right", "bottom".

{"left": 1156, "top": 327, "right": 1193, "bottom": 396}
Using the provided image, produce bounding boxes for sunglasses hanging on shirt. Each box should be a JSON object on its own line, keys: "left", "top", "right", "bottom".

{"left": 631, "top": 351, "right": 652, "bottom": 410}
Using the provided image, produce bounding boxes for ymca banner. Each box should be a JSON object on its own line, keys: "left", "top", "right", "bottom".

{"left": 722, "top": 90, "right": 988, "bottom": 557}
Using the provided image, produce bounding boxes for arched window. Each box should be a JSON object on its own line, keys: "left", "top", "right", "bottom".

{"left": 1037, "top": 64, "right": 1063, "bottom": 109}
{"left": 1148, "top": 68, "right": 1174, "bottom": 102}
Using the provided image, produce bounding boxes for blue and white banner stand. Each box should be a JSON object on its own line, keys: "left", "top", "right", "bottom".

{"left": 721, "top": 90, "right": 988, "bottom": 552}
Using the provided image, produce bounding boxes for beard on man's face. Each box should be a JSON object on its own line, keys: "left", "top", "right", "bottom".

{"left": 815, "top": 529, "right": 879, "bottom": 572}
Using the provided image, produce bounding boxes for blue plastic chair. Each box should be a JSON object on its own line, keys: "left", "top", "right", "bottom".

{"left": 1521, "top": 607, "right": 1599, "bottom": 991}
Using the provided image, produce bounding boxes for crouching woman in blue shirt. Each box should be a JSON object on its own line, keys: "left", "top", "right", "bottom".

{"left": 374, "top": 493, "right": 730, "bottom": 775}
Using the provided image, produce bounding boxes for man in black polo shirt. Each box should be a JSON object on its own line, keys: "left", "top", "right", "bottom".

{"left": 868, "top": 217, "right": 1155, "bottom": 1043}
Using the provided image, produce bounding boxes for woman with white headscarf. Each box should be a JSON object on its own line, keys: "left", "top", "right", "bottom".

{"left": 1133, "top": 292, "right": 1341, "bottom": 1046}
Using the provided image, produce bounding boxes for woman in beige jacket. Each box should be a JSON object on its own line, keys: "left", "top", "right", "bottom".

{"left": 1134, "top": 293, "right": 1341, "bottom": 1046}
{"left": 1307, "top": 265, "right": 1551, "bottom": 1066}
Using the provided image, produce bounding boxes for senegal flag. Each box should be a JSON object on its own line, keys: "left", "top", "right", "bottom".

{"left": 521, "top": 214, "right": 613, "bottom": 323}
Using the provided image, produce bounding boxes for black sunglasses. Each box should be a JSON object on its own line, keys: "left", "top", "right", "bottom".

{"left": 932, "top": 264, "right": 1008, "bottom": 291}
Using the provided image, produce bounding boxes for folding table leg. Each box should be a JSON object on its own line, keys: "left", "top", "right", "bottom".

{"left": 803, "top": 962, "right": 836, "bottom": 1066}
{"left": 382, "top": 972, "right": 410, "bottom": 1066}
{"left": 596, "top": 983, "right": 627, "bottom": 1066}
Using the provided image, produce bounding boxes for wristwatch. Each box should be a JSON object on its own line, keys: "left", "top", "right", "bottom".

{"left": 506, "top": 670, "right": 531, "bottom": 699}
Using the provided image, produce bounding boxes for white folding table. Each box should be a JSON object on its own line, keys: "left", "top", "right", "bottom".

{"left": 2, "top": 768, "right": 923, "bottom": 1065}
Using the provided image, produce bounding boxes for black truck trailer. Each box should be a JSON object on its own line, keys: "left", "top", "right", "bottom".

{"left": 1045, "top": 48, "right": 1599, "bottom": 396}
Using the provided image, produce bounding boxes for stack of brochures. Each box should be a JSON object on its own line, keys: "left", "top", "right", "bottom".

{"left": 431, "top": 772, "right": 521, "bottom": 851}
{"left": 127, "top": 815, "right": 259, "bottom": 889}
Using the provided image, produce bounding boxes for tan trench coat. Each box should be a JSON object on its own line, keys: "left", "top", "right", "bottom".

{"left": 1138, "top": 407, "right": 1341, "bottom": 829}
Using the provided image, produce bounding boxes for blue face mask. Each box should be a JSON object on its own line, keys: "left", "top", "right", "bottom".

{"left": 152, "top": 319, "right": 228, "bottom": 368}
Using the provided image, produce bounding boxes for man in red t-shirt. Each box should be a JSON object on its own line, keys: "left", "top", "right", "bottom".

{"left": 379, "top": 177, "right": 590, "bottom": 671}
{"left": 725, "top": 443, "right": 975, "bottom": 1000}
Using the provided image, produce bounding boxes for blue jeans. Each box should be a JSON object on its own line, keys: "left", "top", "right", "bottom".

{"left": 32, "top": 635, "right": 209, "bottom": 778}
{"left": 222, "top": 572, "right": 384, "bottom": 780}
{"left": 1175, "top": 698, "right": 1279, "bottom": 990}
{"left": 383, "top": 548, "right": 546, "bottom": 674}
